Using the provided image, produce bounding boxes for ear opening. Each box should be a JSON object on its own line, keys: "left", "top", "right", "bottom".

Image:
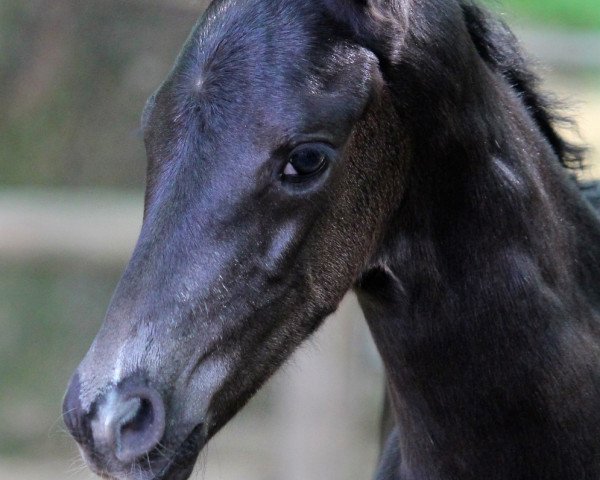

{"left": 322, "top": 0, "right": 370, "bottom": 35}
{"left": 322, "top": 0, "right": 409, "bottom": 64}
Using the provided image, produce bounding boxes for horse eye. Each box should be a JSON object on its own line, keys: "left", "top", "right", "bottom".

{"left": 282, "top": 146, "right": 329, "bottom": 181}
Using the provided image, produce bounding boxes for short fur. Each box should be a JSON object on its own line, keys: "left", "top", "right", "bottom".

{"left": 63, "top": 1, "right": 600, "bottom": 479}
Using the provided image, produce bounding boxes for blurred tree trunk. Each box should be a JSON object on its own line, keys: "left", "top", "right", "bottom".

{"left": 7, "top": 0, "right": 74, "bottom": 118}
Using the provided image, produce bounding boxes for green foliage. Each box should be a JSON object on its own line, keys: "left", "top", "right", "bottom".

{"left": 489, "top": 0, "right": 600, "bottom": 30}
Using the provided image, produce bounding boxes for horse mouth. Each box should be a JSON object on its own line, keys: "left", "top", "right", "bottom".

{"left": 87, "top": 424, "right": 206, "bottom": 480}
{"left": 151, "top": 424, "right": 206, "bottom": 480}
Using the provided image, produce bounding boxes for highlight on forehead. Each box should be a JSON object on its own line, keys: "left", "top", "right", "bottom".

{"left": 179, "top": 0, "right": 342, "bottom": 93}
{"left": 142, "top": 0, "right": 382, "bottom": 144}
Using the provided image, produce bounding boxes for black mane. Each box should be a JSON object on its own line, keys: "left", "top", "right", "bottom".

{"left": 461, "top": 2, "right": 585, "bottom": 169}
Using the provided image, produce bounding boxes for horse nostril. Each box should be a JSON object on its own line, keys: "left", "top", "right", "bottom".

{"left": 91, "top": 383, "right": 166, "bottom": 464}
{"left": 117, "top": 395, "right": 161, "bottom": 462}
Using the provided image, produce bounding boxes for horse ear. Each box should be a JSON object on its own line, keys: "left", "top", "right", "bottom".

{"left": 322, "top": 0, "right": 406, "bottom": 60}
{"left": 323, "top": 0, "right": 370, "bottom": 35}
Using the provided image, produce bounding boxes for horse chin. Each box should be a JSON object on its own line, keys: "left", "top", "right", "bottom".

{"left": 81, "top": 423, "right": 206, "bottom": 480}
{"left": 152, "top": 424, "right": 206, "bottom": 480}
{"left": 154, "top": 461, "right": 196, "bottom": 480}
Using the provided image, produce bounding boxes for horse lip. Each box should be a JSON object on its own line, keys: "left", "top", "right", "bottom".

{"left": 79, "top": 424, "right": 205, "bottom": 480}
{"left": 152, "top": 423, "right": 206, "bottom": 480}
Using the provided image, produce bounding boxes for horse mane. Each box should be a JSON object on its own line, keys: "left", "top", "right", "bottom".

{"left": 460, "top": 2, "right": 585, "bottom": 169}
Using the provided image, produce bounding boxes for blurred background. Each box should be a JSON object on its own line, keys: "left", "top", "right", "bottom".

{"left": 0, "top": 1, "right": 598, "bottom": 479}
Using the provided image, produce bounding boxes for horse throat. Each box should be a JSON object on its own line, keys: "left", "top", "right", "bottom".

{"left": 354, "top": 67, "right": 600, "bottom": 478}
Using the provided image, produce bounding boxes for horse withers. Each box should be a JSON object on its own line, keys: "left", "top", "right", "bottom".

{"left": 63, "top": 1, "right": 600, "bottom": 479}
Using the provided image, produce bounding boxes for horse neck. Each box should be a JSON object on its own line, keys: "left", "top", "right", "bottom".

{"left": 356, "top": 56, "right": 600, "bottom": 475}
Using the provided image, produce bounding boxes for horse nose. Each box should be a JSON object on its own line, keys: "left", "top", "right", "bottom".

{"left": 63, "top": 373, "right": 90, "bottom": 445}
{"left": 91, "top": 381, "right": 166, "bottom": 463}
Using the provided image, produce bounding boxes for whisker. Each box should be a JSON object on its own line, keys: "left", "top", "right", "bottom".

{"left": 48, "top": 407, "right": 77, "bottom": 437}
{"left": 156, "top": 440, "right": 178, "bottom": 457}
{"left": 145, "top": 452, "right": 155, "bottom": 479}
{"left": 65, "top": 455, "right": 89, "bottom": 477}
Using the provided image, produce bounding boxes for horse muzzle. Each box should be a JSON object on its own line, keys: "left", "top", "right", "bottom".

{"left": 63, "top": 372, "right": 204, "bottom": 480}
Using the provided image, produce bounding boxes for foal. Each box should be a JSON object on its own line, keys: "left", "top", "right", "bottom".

{"left": 64, "top": 1, "right": 600, "bottom": 479}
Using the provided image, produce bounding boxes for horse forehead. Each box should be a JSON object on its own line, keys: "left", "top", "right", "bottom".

{"left": 158, "top": 5, "right": 303, "bottom": 116}
{"left": 189, "top": 0, "right": 310, "bottom": 65}
{"left": 147, "top": 1, "right": 374, "bottom": 151}
{"left": 182, "top": 0, "right": 362, "bottom": 91}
